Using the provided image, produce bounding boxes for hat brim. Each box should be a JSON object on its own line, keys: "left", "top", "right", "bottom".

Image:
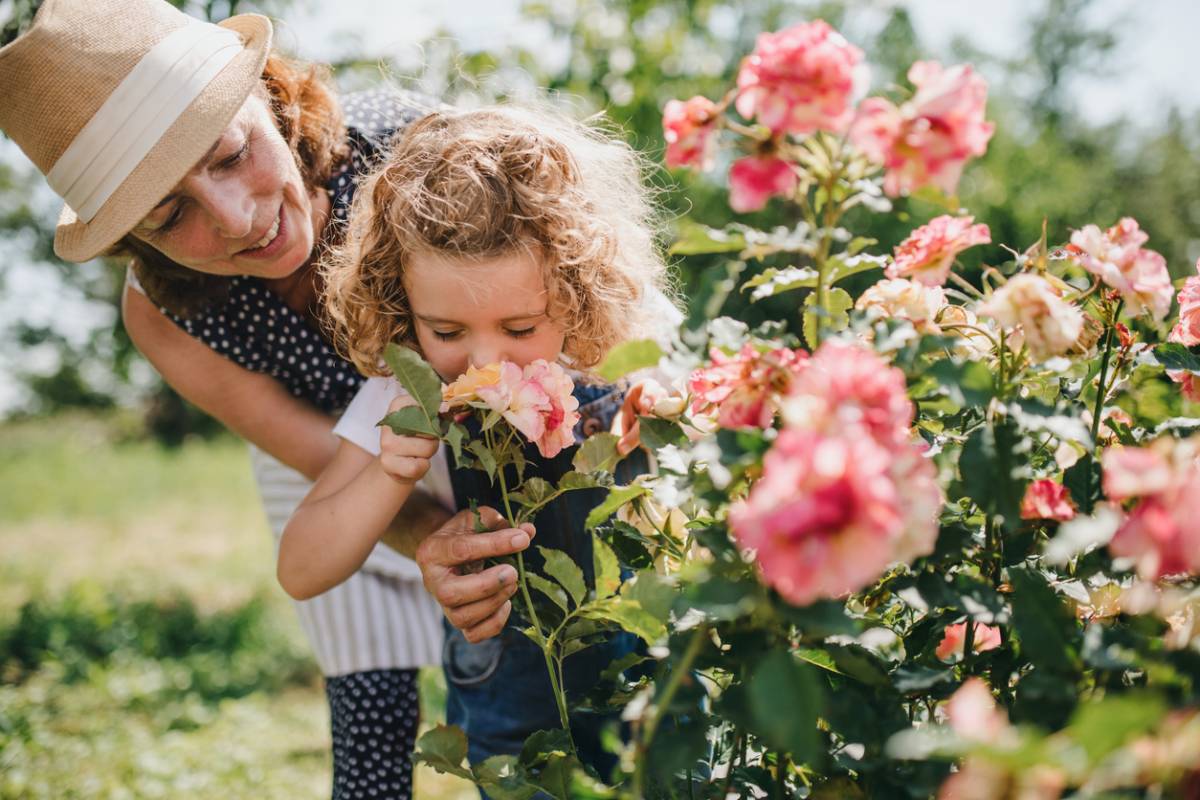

{"left": 53, "top": 13, "right": 272, "bottom": 263}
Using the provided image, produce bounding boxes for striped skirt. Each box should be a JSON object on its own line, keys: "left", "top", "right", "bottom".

{"left": 247, "top": 444, "right": 443, "bottom": 676}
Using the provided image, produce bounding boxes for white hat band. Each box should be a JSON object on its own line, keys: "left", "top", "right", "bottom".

{"left": 46, "top": 20, "right": 243, "bottom": 224}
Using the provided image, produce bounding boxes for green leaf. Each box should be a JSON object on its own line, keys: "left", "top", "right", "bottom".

{"left": 747, "top": 651, "right": 823, "bottom": 763}
{"left": 557, "top": 471, "right": 609, "bottom": 492}
{"left": 413, "top": 724, "right": 472, "bottom": 780}
{"left": 383, "top": 343, "right": 443, "bottom": 423}
{"left": 961, "top": 421, "right": 1028, "bottom": 532}
{"left": 379, "top": 405, "right": 440, "bottom": 437}
{"left": 519, "top": 729, "right": 574, "bottom": 765}
{"left": 508, "top": 477, "right": 555, "bottom": 509}
{"left": 1146, "top": 342, "right": 1200, "bottom": 374}
{"left": 637, "top": 417, "right": 687, "bottom": 450}
{"left": 445, "top": 422, "right": 467, "bottom": 466}
{"left": 625, "top": 570, "right": 675, "bottom": 620}
{"left": 595, "top": 339, "right": 665, "bottom": 382}
{"left": 580, "top": 598, "right": 665, "bottom": 644}
{"left": 472, "top": 755, "right": 539, "bottom": 800}
{"left": 891, "top": 665, "right": 954, "bottom": 693}
{"left": 527, "top": 573, "right": 569, "bottom": 612}
{"left": 539, "top": 547, "right": 587, "bottom": 607}
{"left": 1008, "top": 565, "right": 1079, "bottom": 674}
{"left": 532, "top": 754, "right": 581, "bottom": 800}
{"left": 466, "top": 440, "right": 498, "bottom": 482}
{"left": 585, "top": 485, "right": 649, "bottom": 531}
{"left": 743, "top": 266, "right": 819, "bottom": 301}
{"left": 572, "top": 433, "right": 621, "bottom": 474}
{"left": 928, "top": 359, "right": 995, "bottom": 407}
{"left": 845, "top": 236, "right": 877, "bottom": 256}
{"left": 803, "top": 286, "right": 853, "bottom": 348}
{"left": 828, "top": 252, "right": 888, "bottom": 284}
{"left": 669, "top": 221, "right": 747, "bottom": 256}
{"left": 592, "top": 538, "right": 621, "bottom": 599}
{"left": 1065, "top": 693, "right": 1167, "bottom": 763}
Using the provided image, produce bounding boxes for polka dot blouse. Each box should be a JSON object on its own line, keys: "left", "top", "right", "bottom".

{"left": 165, "top": 90, "right": 435, "bottom": 415}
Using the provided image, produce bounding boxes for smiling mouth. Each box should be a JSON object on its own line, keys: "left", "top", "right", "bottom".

{"left": 242, "top": 210, "right": 281, "bottom": 253}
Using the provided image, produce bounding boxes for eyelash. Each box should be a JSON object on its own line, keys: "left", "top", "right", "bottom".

{"left": 155, "top": 142, "right": 250, "bottom": 235}
{"left": 431, "top": 327, "right": 537, "bottom": 342}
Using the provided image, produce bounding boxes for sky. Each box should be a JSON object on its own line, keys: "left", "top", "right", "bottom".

{"left": 2, "top": 0, "right": 1199, "bottom": 412}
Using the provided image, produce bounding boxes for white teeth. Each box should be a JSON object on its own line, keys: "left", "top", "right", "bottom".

{"left": 251, "top": 213, "right": 281, "bottom": 250}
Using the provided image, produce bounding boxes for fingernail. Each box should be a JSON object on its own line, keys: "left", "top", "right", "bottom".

{"left": 500, "top": 567, "right": 517, "bottom": 586}
{"left": 510, "top": 533, "right": 529, "bottom": 548}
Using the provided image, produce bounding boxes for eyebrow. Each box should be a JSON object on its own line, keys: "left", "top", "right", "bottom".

{"left": 416, "top": 310, "right": 548, "bottom": 325}
{"left": 151, "top": 138, "right": 224, "bottom": 211}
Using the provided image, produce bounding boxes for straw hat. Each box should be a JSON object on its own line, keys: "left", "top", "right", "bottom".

{"left": 0, "top": 0, "right": 272, "bottom": 262}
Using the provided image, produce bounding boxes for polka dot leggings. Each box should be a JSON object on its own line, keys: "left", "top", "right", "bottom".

{"left": 325, "top": 668, "right": 421, "bottom": 800}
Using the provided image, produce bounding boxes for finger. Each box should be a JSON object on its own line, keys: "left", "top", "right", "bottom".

{"left": 380, "top": 455, "right": 430, "bottom": 482}
{"left": 381, "top": 435, "right": 440, "bottom": 458}
{"left": 386, "top": 394, "right": 419, "bottom": 413}
{"left": 461, "top": 601, "right": 512, "bottom": 643}
{"left": 617, "top": 420, "right": 641, "bottom": 456}
{"left": 434, "top": 563, "right": 519, "bottom": 608}
{"left": 444, "top": 583, "right": 518, "bottom": 630}
{"left": 425, "top": 527, "right": 531, "bottom": 567}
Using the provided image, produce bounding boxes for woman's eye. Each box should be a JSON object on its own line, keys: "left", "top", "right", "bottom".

{"left": 432, "top": 329, "right": 463, "bottom": 341}
{"left": 155, "top": 206, "right": 184, "bottom": 235}
{"left": 506, "top": 327, "right": 536, "bottom": 339}
{"left": 220, "top": 142, "right": 249, "bottom": 169}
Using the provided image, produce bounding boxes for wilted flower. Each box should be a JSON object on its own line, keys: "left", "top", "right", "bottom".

{"left": 663, "top": 95, "right": 720, "bottom": 170}
{"left": 888, "top": 215, "right": 991, "bottom": 287}
{"left": 734, "top": 20, "right": 865, "bottom": 135}
{"left": 728, "top": 155, "right": 799, "bottom": 213}
{"left": 977, "top": 274, "right": 1085, "bottom": 361}
{"left": 1020, "top": 479, "right": 1076, "bottom": 522}
{"left": 936, "top": 622, "right": 1003, "bottom": 661}
{"left": 856, "top": 277, "right": 948, "bottom": 332}
{"left": 1069, "top": 218, "right": 1174, "bottom": 321}
{"left": 849, "top": 61, "right": 995, "bottom": 197}
{"left": 1103, "top": 436, "right": 1200, "bottom": 580}
{"left": 689, "top": 343, "right": 807, "bottom": 429}
{"left": 443, "top": 359, "right": 581, "bottom": 459}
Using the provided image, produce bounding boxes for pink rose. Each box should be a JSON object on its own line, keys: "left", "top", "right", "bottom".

{"left": 1069, "top": 218, "right": 1174, "bottom": 321}
{"left": 849, "top": 61, "right": 995, "bottom": 197}
{"left": 1020, "top": 479, "right": 1076, "bottom": 522}
{"left": 663, "top": 95, "right": 720, "bottom": 170}
{"left": 977, "top": 274, "right": 1085, "bottom": 361}
{"left": 731, "top": 341, "right": 942, "bottom": 606}
{"left": 728, "top": 155, "right": 799, "bottom": 213}
{"left": 729, "top": 428, "right": 906, "bottom": 605}
{"left": 888, "top": 215, "right": 991, "bottom": 287}
{"left": 507, "top": 360, "right": 581, "bottom": 459}
{"left": 783, "top": 340, "right": 916, "bottom": 449}
{"left": 1104, "top": 437, "right": 1200, "bottom": 580}
{"left": 1170, "top": 267, "right": 1200, "bottom": 346}
{"left": 936, "top": 622, "right": 1003, "bottom": 661}
{"left": 734, "top": 20, "right": 865, "bottom": 135}
{"left": 689, "top": 343, "right": 807, "bottom": 429}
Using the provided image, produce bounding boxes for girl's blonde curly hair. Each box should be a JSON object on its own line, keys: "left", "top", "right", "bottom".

{"left": 321, "top": 103, "right": 673, "bottom": 377}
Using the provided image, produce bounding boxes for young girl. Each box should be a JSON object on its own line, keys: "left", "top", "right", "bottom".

{"left": 277, "top": 105, "right": 677, "bottom": 774}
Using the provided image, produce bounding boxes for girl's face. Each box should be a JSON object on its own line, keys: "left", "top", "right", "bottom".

{"left": 405, "top": 249, "right": 566, "bottom": 382}
{"left": 129, "top": 94, "right": 324, "bottom": 279}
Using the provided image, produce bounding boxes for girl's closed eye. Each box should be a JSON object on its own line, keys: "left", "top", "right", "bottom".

{"left": 506, "top": 326, "right": 536, "bottom": 339}
{"left": 433, "top": 328, "right": 464, "bottom": 341}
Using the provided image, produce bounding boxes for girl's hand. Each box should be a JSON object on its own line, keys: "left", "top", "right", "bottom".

{"left": 380, "top": 395, "right": 440, "bottom": 484}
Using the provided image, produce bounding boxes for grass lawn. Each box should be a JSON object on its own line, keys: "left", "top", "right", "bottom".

{"left": 0, "top": 412, "right": 475, "bottom": 799}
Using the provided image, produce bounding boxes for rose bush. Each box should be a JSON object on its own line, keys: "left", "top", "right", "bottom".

{"left": 412, "top": 18, "right": 1200, "bottom": 800}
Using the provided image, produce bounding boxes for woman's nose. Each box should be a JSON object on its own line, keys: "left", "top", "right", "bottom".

{"left": 191, "top": 175, "right": 255, "bottom": 240}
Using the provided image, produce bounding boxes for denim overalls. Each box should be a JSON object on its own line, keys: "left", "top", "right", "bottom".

{"left": 443, "top": 381, "right": 647, "bottom": 781}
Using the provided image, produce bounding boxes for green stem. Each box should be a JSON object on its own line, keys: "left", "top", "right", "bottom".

{"left": 489, "top": 427, "right": 575, "bottom": 750}
{"left": 774, "top": 751, "right": 789, "bottom": 799}
{"left": 718, "top": 729, "right": 745, "bottom": 800}
{"left": 1084, "top": 301, "right": 1123, "bottom": 514}
{"left": 633, "top": 625, "right": 708, "bottom": 797}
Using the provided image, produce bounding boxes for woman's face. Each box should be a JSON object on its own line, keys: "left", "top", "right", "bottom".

{"left": 130, "top": 93, "right": 322, "bottom": 279}
{"left": 404, "top": 248, "right": 567, "bottom": 383}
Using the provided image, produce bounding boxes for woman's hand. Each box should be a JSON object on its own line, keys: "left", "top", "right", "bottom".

{"left": 614, "top": 378, "right": 687, "bottom": 456}
{"left": 416, "top": 506, "right": 536, "bottom": 643}
{"left": 379, "top": 395, "right": 439, "bottom": 484}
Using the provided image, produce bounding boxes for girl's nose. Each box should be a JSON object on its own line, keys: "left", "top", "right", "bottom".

{"left": 469, "top": 342, "right": 507, "bottom": 368}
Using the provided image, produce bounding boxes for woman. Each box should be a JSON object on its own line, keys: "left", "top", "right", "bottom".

{"left": 0, "top": 0, "right": 533, "bottom": 795}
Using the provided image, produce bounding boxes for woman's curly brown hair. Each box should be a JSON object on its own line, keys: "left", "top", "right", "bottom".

{"left": 117, "top": 53, "right": 348, "bottom": 317}
{"left": 322, "top": 104, "right": 672, "bottom": 377}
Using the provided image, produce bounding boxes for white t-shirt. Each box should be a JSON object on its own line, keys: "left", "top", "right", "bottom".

{"left": 332, "top": 377, "right": 456, "bottom": 512}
